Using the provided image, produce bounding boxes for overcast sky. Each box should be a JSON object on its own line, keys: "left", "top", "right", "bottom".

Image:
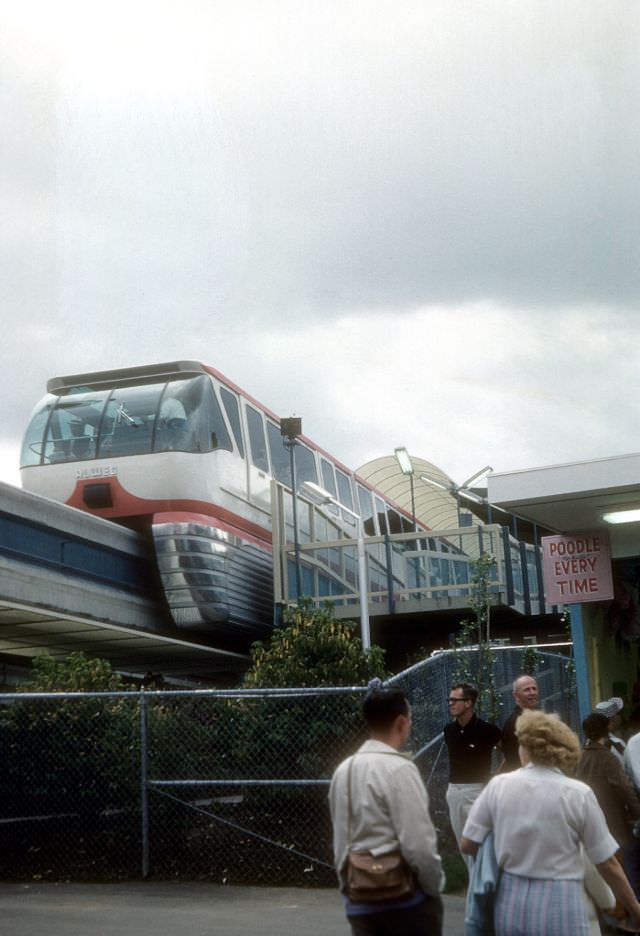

{"left": 2, "top": 1, "right": 640, "bottom": 491}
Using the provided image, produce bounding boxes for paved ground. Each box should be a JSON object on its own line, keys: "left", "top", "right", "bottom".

{"left": 0, "top": 882, "right": 467, "bottom": 935}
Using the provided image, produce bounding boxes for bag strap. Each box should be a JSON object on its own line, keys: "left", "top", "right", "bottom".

{"left": 347, "top": 755, "right": 354, "bottom": 844}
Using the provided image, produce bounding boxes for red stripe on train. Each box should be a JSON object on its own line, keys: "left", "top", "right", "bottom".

{"left": 66, "top": 477, "right": 272, "bottom": 547}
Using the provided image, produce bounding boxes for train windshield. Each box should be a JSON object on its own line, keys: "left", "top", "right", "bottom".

{"left": 21, "top": 375, "right": 232, "bottom": 467}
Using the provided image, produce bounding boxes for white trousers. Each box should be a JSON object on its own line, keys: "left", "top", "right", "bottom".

{"left": 446, "top": 782, "right": 483, "bottom": 873}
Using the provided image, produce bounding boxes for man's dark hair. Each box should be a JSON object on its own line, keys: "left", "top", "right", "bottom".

{"left": 451, "top": 682, "right": 478, "bottom": 705}
{"left": 583, "top": 712, "right": 610, "bottom": 741}
{"left": 362, "top": 687, "right": 409, "bottom": 732}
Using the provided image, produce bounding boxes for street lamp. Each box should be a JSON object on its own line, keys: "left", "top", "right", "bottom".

{"left": 419, "top": 465, "right": 493, "bottom": 526}
{"left": 280, "top": 417, "right": 303, "bottom": 601}
{"left": 300, "top": 480, "right": 371, "bottom": 652}
{"left": 394, "top": 447, "right": 416, "bottom": 531}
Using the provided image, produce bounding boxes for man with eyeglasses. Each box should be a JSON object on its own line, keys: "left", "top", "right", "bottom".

{"left": 444, "top": 683, "right": 502, "bottom": 870}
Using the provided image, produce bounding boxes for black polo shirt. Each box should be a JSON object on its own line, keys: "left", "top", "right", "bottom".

{"left": 443, "top": 714, "right": 502, "bottom": 783}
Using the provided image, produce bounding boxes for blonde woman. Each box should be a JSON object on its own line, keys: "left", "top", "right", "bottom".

{"left": 460, "top": 710, "right": 640, "bottom": 936}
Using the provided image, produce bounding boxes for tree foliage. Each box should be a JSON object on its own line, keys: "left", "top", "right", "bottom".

{"left": 237, "top": 602, "right": 386, "bottom": 783}
{"left": 22, "top": 651, "right": 126, "bottom": 692}
{"left": 453, "top": 554, "right": 501, "bottom": 721}
{"left": 520, "top": 644, "right": 543, "bottom": 675}
{"left": 0, "top": 653, "right": 136, "bottom": 819}
{"left": 243, "top": 600, "right": 386, "bottom": 688}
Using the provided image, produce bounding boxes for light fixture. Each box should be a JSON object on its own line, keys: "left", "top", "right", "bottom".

{"left": 419, "top": 474, "right": 450, "bottom": 492}
{"left": 394, "top": 447, "right": 414, "bottom": 476}
{"left": 301, "top": 481, "right": 333, "bottom": 506}
{"left": 419, "top": 469, "right": 492, "bottom": 531}
{"left": 461, "top": 465, "right": 493, "bottom": 489}
{"left": 603, "top": 508, "right": 640, "bottom": 525}
{"left": 394, "top": 448, "right": 416, "bottom": 530}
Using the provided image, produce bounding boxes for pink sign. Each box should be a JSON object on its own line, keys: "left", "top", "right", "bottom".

{"left": 541, "top": 531, "right": 613, "bottom": 604}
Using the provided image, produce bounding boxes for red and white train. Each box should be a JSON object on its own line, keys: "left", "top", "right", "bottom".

{"left": 20, "top": 361, "right": 444, "bottom": 645}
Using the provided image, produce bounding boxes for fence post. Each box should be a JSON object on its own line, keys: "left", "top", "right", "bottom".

{"left": 519, "top": 540, "right": 531, "bottom": 616}
{"left": 501, "top": 525, "right": 515, "bottom": 606}
{"left": 533, "top": 525, "right": 546, "bottom": 614}
{"left": 140, "top": 687, "right": 150, "bottom": 879}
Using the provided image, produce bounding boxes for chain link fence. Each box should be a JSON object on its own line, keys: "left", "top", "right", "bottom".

{"left": 0, "top": 647, "right": 576, "bottom": 884}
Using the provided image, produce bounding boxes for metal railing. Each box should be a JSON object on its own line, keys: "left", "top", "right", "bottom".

{"left": 273, "top": 488, "right": 545, "bottom": 617}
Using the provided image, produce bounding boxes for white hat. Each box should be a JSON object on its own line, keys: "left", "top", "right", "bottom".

{"left": 594, "top": 697, "right": 624, "bottom": 718}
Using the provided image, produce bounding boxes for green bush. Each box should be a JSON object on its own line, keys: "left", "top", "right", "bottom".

{"left": 0, "top": 653, "right": 137, "bottom": 817}
{"left": 238, "top": 602, "right": 387, "bottom": 776}
{"left": 244, "top": 600, "right": 386, "bottom": 689}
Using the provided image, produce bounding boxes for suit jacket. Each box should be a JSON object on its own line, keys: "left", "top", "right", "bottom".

{"left": 577, "top": 740, "right": 640, "bottom": 846}
{"left": 329, "top": 740, "right": 444, "bottom": 897}
{"left": 499, "top": 707, "right": 522, "bottom": 772}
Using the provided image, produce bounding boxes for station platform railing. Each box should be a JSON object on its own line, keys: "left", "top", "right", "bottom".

{"left": 271, "top": 482, "right": 545, "bottom": 620}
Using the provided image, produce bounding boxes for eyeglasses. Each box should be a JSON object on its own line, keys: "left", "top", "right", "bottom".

{"left": 448, "top": 697, "right": 471, "bottom": 703}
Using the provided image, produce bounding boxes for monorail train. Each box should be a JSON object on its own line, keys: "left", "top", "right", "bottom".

{"left": 20, "top": 361, "right": 449, "bottom": 646}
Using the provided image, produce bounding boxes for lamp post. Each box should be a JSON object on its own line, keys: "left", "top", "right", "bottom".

{"left": 280, "top": 417, "right": 303, "bottom": 601}
{"left": 394, "top": 446, "right": 416, "bottom": 531}
{"left": 418, "top": 465, "right": 493, "bottom": 527}
{"left": 301, "top": 480, "right": 371, "bottom": 652}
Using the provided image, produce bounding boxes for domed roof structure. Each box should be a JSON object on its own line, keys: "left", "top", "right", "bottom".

{"left": 356, "top": 455, "right": 482, "bottom": 531}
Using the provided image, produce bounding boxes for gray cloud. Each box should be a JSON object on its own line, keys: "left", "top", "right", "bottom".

{"left": 2, "top": 2, "right": 640, "bottom": 486}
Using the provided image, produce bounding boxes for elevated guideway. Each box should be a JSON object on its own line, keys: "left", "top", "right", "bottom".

{"left": 0, "top": 477, "right": 551, "bottom": 683}
{"left": 0, "top": 483, "right": 247, "bottom": 679}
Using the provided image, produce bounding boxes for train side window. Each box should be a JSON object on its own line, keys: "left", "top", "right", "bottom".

{"left": 320, "top": 459, "right": 339, "bottom": 514}
{"left": 320, "top": 459, "right": 338, "bottom": 498}
{"left": 294, "top": 442, "right": 318, "bottom": 488}
{"left": 266, "top": 420, "right": 290, "bottom": 484}
{"left": 187, "top": 378, "right": 233, "bottom": 454}
{"left": 357, "top": 484, "right": 375, "bottom": 536}
{"left": 375, "top": 497, "right": 388, "bottom": 535}
{"left": 335, "top": 469, "right": 354, "bottom": 510}
{"left": 246, "top": 405, "right": 269, "bottom": 473}
{"left": 220, "top": 387, "right": 245, "bottom": 458}
{"left": 335, "top": 468, "right": 356, "bottom": 526}
{"left": 387, "top": 509, "right": 403, "bottom": 534}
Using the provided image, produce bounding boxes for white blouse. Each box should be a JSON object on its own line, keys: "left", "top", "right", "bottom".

{"left": 462, "top": 762, "right": 618, "bottom": 879}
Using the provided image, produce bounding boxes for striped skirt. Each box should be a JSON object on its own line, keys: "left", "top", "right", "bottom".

{"left": 494, "top": 871, "right": 590, "bottom": 936}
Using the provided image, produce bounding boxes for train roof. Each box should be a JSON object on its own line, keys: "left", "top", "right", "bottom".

{"left": 47, "top": 361, "right": 207, "bottom": 394}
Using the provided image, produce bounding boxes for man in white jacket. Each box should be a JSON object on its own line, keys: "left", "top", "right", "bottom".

{"left": 329, "top": 681, "right": 444, "bottom": 936}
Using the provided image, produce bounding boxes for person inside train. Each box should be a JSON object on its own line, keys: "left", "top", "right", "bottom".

{"left": 157, "top": 395, "right": 188, "bottom": 451}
